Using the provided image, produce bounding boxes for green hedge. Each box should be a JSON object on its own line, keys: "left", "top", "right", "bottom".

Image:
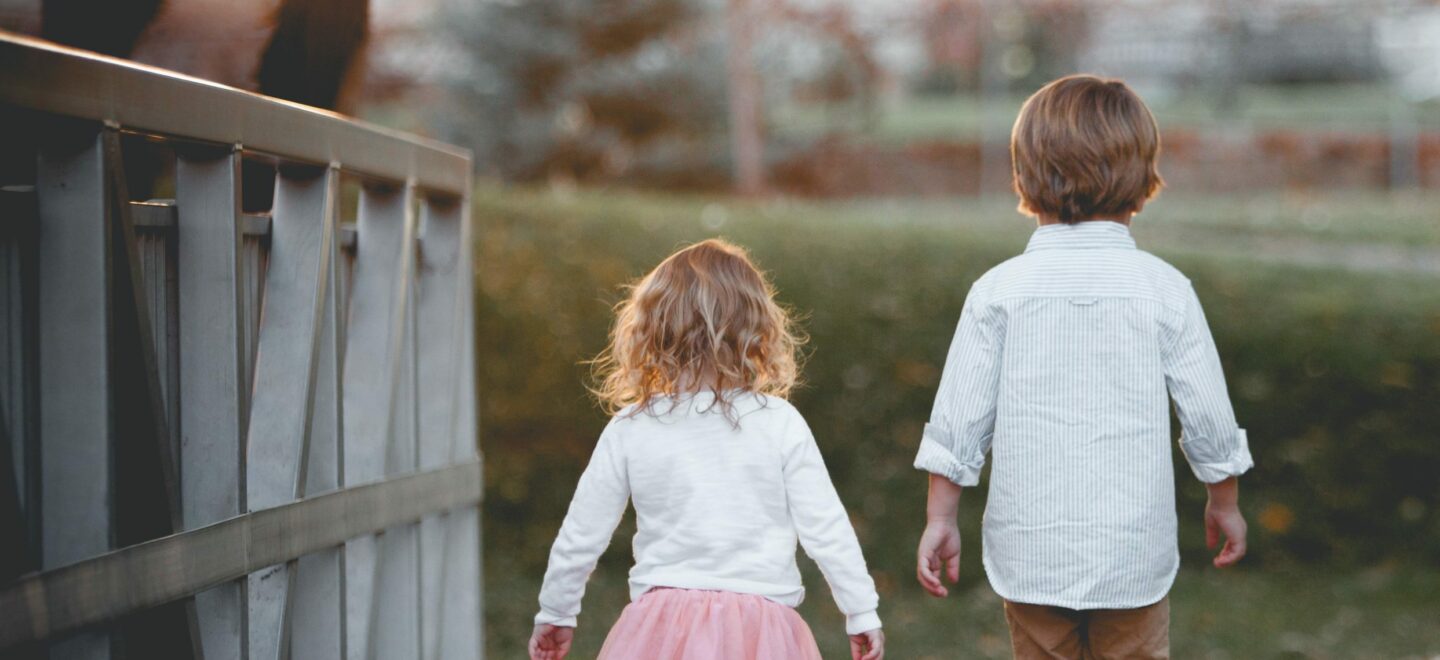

{"left": 473, "top": 188, "right": 1440, "bottom": 624}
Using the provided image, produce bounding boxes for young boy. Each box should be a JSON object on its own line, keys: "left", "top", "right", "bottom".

{"left": 913, "top": 75, "right": 1252, "bottom": 659}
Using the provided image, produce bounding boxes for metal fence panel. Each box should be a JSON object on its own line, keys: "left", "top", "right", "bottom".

{"left": 1, "top": 32, "right": 480, "bottom": 660}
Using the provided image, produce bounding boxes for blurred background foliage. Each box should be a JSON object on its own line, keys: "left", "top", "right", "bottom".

{"left": 375, "top": 0, "right": 1440, "bottom": 196}
{"left": 436, "top": 0, "right": 733, "bottom": 185}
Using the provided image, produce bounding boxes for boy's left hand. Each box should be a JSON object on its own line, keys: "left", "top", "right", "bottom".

{"left": 528, "top": 623, "right": 574, "bottom": 660}
{"left": 1204, "top": 476, "right": 1247, "bottom": 568}
{"left": 916, "top": 520, "right": 962, "bottom": 597}
{"left": 1205, "top": 500, "right": 1247, "bottom": 568}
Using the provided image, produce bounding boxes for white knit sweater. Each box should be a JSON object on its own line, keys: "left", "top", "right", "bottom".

{"left": 535, "top": 391, "right": 882, "bottom": 635}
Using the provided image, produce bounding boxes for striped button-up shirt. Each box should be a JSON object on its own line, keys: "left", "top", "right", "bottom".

{"left": 914, "top": 220, "right": 1253, "bottom": 610}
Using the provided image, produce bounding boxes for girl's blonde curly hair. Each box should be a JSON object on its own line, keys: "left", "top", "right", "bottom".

{"left": 590, "top": 238, "right": 806, "bottom": 419}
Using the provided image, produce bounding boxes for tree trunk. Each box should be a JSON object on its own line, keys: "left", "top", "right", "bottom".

{"left": 725, "top": 0, "right": 765, "bottom": 196}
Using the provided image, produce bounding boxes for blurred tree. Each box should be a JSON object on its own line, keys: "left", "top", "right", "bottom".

{"left": 726, "top": 0, "right": 764, "bottom": 195}
{"left": 441, "top": 0, "right": 730, "bottom": 186}
{"left": 913, "top": 0, "right": 1087, "bottom": 96}
{"left": 766, "top": 3, "right": 883, "bottom": 138}
{"left": 915, "top": 0, "right": 983, "bottom": 95}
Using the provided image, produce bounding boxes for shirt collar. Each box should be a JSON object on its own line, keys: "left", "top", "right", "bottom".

{"left": 1024, "top": 221, "right": 1136, "bottom": 253}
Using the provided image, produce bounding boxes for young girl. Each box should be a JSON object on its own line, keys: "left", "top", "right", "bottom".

{"left": 529, "top": 239, "right": 884, "bottom": 660}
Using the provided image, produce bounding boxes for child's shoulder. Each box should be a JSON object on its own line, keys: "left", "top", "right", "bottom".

{"left": 727, "top": 394, "right": 810, "bottom": 440}
{"left": 604, "top": 392, "right": 800, "bottom": 426}
{"left": 1131, "top": 247, "right": 1191, "bottom": 283}
{"left": 972, "top": 244, "right": 1193, "bottom": 301}
{"left": 734, "top": 392, "right": 803, "bottom": 426}
{"left": 962, "top": 255, "right": 1029, "bottom": 302}
{"left": 1129, "top": 249, "right": 1197, "bottom": 309}
{"left": 608, "top": 402, "right": 644, "bottom": 423}
{"left": 975, "top": 254, "right": 1028, "bottom": 284}
{"left": 991, "top": 242, "right": 1191, "bottom": 279}
{"left": 742, "top": 396, "right": 816, "bottom": 449}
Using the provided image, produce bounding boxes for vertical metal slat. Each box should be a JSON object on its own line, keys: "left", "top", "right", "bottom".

{"left": 37, "top": 124, "right": 112, "bottom": 660}
{"left": 287, "top": 166, "right": 345, "bottom": 660}
{"left": 176, "top": 147, "right": 248, "bottom": 660}
{"left": 341, "top": 182, "right": 420, "bottom": 660}
{"left": 414, "top": 195, "right": 481, "bottom": 659}
{"left": 244, "top": 165, "right": 339, "bottom": 660}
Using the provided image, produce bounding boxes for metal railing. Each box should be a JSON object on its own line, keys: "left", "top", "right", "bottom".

{"left": 0, "top": 32, "right": 482, "bottom": 659}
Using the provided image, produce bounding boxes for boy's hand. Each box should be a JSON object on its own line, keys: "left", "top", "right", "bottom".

{"left": 849, "top": 628, "right": 884, "bottom": 660}
{"left": 1204, "top": 476, "right": 1247, "bottom": 568}
{"left": 916, "top": 520, "right": 962, "bottom": 597}
{"left": 528, "top": 624, "right": 574, "bottom": 660}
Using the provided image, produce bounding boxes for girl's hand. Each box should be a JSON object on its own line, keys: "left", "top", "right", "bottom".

{"left": 916, "top": 519, "right": 962, "bottom": 597}
{"left": 849, "top": 628, "right": 884, "bottom": 660}
{"left": 528, "top": 624, "right": 574, "bottom": 660}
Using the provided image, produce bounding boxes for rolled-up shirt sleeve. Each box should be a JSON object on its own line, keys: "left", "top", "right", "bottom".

{"left": 915, "top": 286, "right": 1005, "bottom": 487}
{"left": 1162, "top": 285, "right": 1254, "bottom": 483}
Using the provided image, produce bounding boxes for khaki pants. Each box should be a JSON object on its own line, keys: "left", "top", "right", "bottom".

{"left": 1003, "top": 597, "right": 1169, "bottom": 660}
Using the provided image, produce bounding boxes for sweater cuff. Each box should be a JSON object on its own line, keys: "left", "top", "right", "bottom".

{"left": 534, "top": 608, "right": 577, "bottom": 628}
{"left": 1183, "top": 428, "right": 1254, "bottom": 484}
{"left": 913, "top": 426, "right": 983, "bottom": 486}
{"left": 845, "top": 610, "right": 882, "bottom": 635}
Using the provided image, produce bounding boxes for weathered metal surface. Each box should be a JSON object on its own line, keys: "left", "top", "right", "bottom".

{"left": 416, "top": 196, "right": 482, "bottom": 659}
{"left": 175, "top": 149, "right": 247, "bottom": 660}
{"left": 341, "top": 183, "right": 421, "bottom": 660}
{"left": 36, "top": 126, "right": 113, "bottom": 660}
{"left": 288, "top": 169, "right": 346, "bottom": 660}
{"left": 245, "top": 166, "right": 339, "bottom": 660}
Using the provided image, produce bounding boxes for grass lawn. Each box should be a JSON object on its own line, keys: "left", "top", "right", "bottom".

{"left": 773, "top": 83, "right": 1440, "bottom": 145}
{"left": 472, "top": 186, "right": 1440, "bottom": 659}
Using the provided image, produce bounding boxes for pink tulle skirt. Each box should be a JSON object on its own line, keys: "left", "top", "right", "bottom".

{"left": 597, "top": 588, "right": 823, "bottom": 660}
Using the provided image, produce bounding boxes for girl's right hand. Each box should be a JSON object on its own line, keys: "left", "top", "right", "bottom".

{"left": 850, "top": 628, "right": 885, "bottom": 660}
{"left": 528, "top": 624, "right": 574, "bottom": 660}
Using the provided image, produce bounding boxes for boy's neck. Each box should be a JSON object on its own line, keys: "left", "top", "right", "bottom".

{"left": 1037, "top": 214, "right": 1133, "bottom": 227}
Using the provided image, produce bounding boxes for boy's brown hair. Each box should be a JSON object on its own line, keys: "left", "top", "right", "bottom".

{"left": 1010, "top": 74, "right": 1163, "bottom": 224}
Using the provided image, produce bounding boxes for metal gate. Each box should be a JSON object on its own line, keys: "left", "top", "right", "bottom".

{"left": 0, "top": 33, "right": 483, "bottom": 659}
